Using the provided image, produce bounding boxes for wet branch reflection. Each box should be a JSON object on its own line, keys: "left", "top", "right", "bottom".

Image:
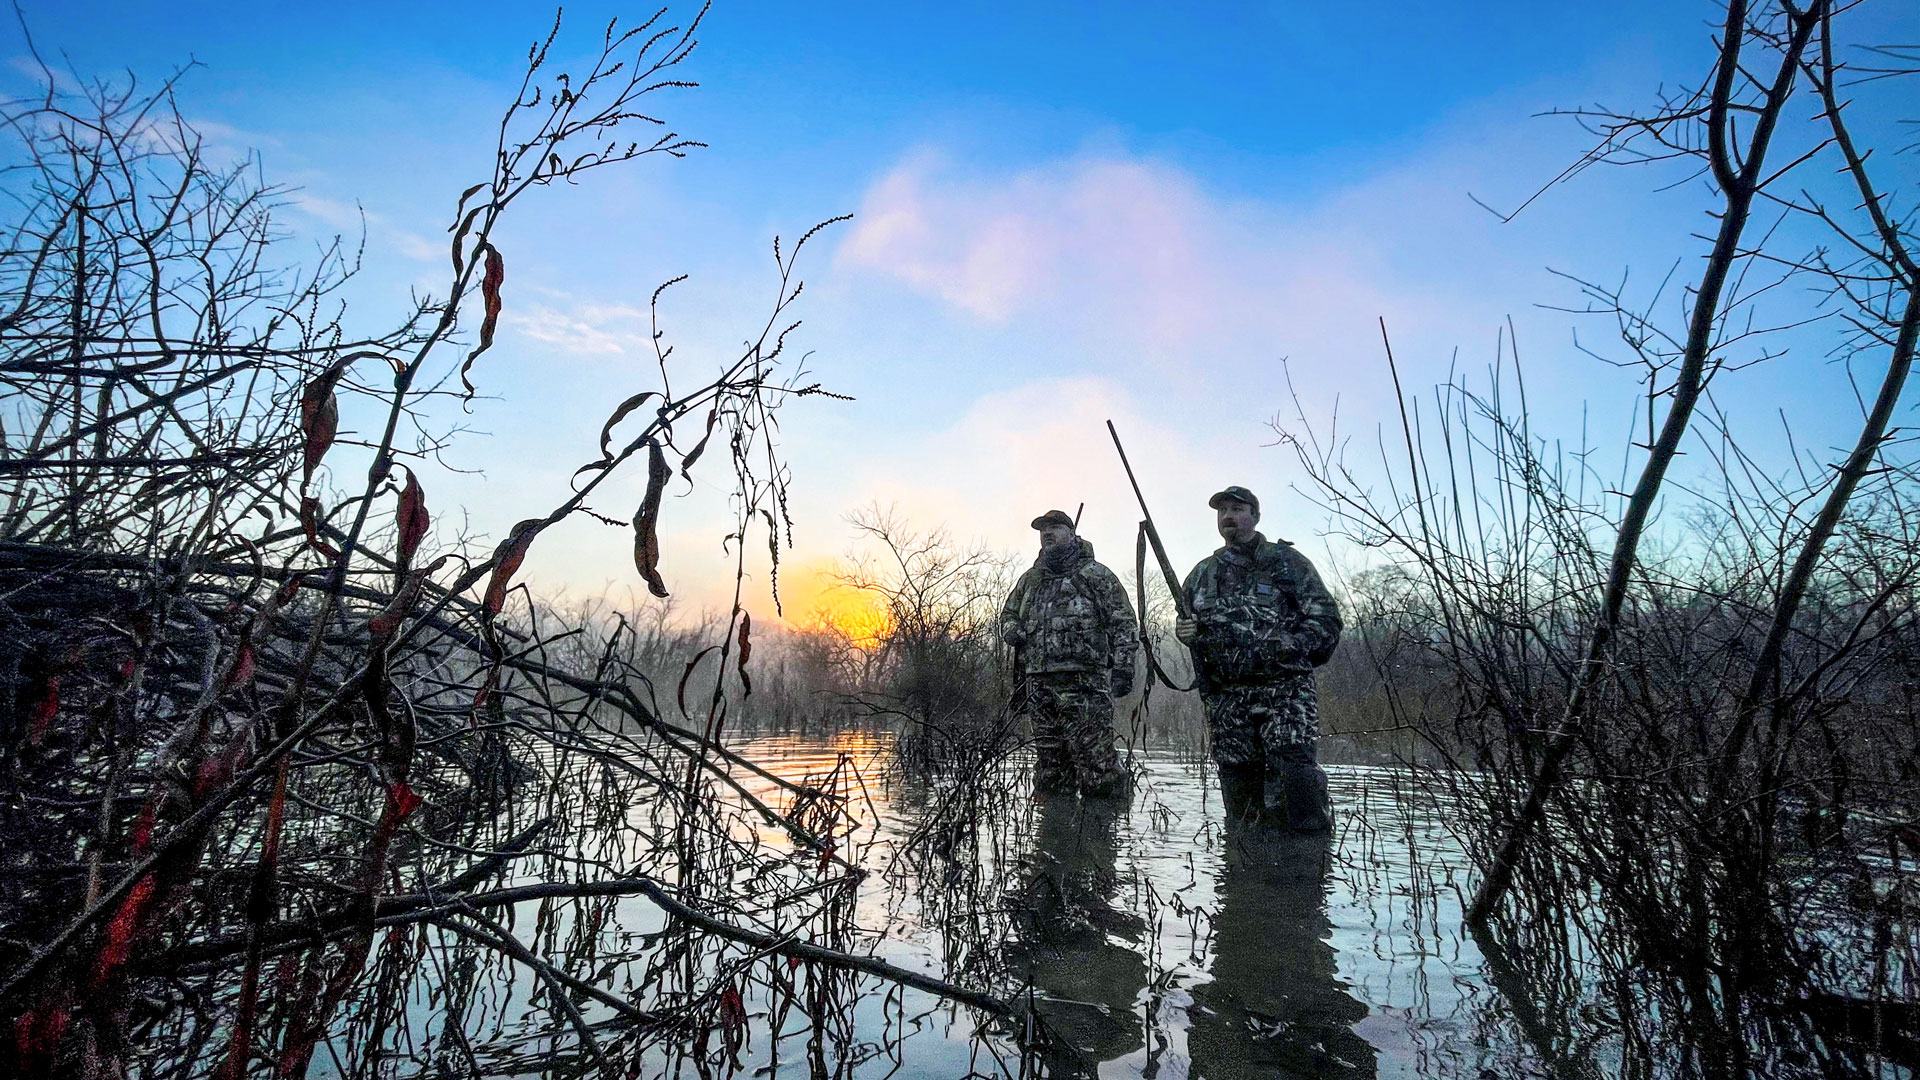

{"left": 285, "top": 728, "right": 1916, "bottom": 1080}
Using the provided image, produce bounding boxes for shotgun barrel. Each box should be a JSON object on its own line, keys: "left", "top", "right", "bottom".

{"left": 1106, "top": 420, "right": 1191, "bottom": 620}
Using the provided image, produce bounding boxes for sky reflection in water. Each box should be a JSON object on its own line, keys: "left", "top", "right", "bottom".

{"left": 728, "top": 734, "right": 1521, "bottom": 1080}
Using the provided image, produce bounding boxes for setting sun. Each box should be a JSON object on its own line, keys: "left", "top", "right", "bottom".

{"left": 777, "top": 560, "right": 895, "bottom": 647}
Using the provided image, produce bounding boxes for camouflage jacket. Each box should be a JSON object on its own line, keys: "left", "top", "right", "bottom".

{"left": 1000, "top": 539, "right": 1137, "bottom": 675}
{"left": 1181, "top": 533, "right": 1341, "bottom": 691}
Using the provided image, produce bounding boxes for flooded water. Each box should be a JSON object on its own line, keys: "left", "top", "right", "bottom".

{"left": 326, "top": 725, "right": 1917, "bottom": 1079}
{"left": 719, "top": 732, "right": 1544, "bottom": 1080}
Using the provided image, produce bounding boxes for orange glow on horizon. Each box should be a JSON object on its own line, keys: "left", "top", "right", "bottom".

{"left": 775, "top": 561, "right": 894, "bottom": 647}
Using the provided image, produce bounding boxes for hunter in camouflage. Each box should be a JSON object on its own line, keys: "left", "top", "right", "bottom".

{"left": 1000, "top": 509, "right": 1138, "bottom": 798}
{"left": 1176, "top": 486, "right": 1342, "bottom": 831}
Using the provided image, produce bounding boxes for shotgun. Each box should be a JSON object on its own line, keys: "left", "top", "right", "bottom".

{"left": 1106, "top": 420, "right": 1192, "bottom": 621}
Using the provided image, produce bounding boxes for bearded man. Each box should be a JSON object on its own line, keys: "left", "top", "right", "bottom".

{"left": 1000, "top": 510, "right": 1138, "bottom": 798}
{"left": 1175, "top": 487, "right": 1342, "bottom": 831}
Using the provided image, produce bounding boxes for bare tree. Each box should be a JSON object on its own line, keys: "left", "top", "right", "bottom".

{"left": 1278, "top": 1, "right": 1920, "bottom": 1074}
{"left": 0, "top": 13, "right": 1021, "bottom": 1080}
{"left": 829, "top": 505, "right": 1016, "bottom": 764}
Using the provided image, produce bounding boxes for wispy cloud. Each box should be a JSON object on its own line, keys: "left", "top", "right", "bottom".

{"left": 182, "top": 115, "right": 279, "bottom": 150}
{"left": 390, "top": 230, "right": 440, "bottom": 262}
{"left": 291, "top": 193, "right": 366, "bottom": 230}
{"left": 837, "top": 152, "right": 1221, "bottom": 332}
{"left": 289, "top": 193, "right": 442, "bottom": 264}
{"left": 5, "top": 54, "right": 58, "bottom": 91}
{"left": 506, "top": 303, "right": 645, "bottom": 356}
{"left": 800, "top": 120, "right": 1697, "bottom": 597}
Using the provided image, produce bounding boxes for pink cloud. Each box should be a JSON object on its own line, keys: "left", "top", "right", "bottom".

{"left": 832, "top": 149, "right": 1443, "bottom": 413}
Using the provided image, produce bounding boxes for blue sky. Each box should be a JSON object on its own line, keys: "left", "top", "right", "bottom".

{"left": 9, "top": 2, "right": 1914, "bottom": 623}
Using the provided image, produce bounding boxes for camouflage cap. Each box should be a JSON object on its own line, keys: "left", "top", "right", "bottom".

{"left": 1207, "top": 486, "right": 1260, "bottom": 514}
{"left": 1030, "top": 509, "right": 1075, "bottom": 530}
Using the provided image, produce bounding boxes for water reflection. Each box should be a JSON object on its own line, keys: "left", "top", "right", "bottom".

{"left": 1006, "top": 793, "right": 1148, "bottom": 1077}
{"left": 1188, "top": 817, "right": 1378, "bottom": 1079}
{"left": 721, "top": 740, "right": 1591, "bottom": 1078}
{"left": 391, "top": 730, "right": 1916, "bottom": 1079}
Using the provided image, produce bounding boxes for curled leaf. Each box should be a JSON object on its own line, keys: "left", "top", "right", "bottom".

{"left": 569, "top": 458, "right": 614, "bottom": 485}
{"left": 192, "top": 727, "right": 252, "bottom": 800}
{"left": 300, "top": 497, "right": 339, "bottom": 560}
{"left": 299, "top": 362, "right": 349, "bottom": 489}
{"left": 453, "top": 181, "right": 486, "bottom": 216}
{"left": 677, "top": 645, "right": 719, "bottom": 722}
{"left": 736, "top": 612, "right": 752, "bottom": 696}
{"left": 371, "top": 782, "right": 425, "bottom": 848}
{"left": 298, "top": 398, "right": 336, "bottom": 485}
{"left": 679, "top": 407, "right": 719, "bottom": 483}
{"left": 27, "top": 674, "right": 60, "bottom": 744}
{"left": 483, "top": 518, "right": 545, "bottom": 616}
{"left": 94, "top": 874, "right": 159, "bottom": 985}
{"left": 368, "top": 558, "right": 443, "bottom": 641}
{"left": 632, "top": 439, "right": 671, "bottom": 598}
{"left": 719, "top": 984, "right": 748, "bottom": 1064}
{"left": 226, "top": 644, "right": 256, "bottom": 690}
{"left": 480, "top": 244, "right": 505, "bottom": 339}
{"left": 130, "top": 802, "right": 156, "bottom": 853}
{"left": 13, "top": 1006, "right": 69, "bottom": 1075}
{"left": 471, "top": 665, "right": 498, "bottom": 721}
{"left": 387, "top": 781, "right": 424, "bottom": 822}
{"left": 445, "top": 182, "right": 483, "bottom": 233}
{"left": 449, "top": 205, "right": 482, "bottom": 275}
{"left": 598, "top": 391, "right": 660, "bottom": 461}
{"left": 460, "top": 244, "right": 506, "bottom": 396}
{"left": 395, "top": 467, "right": 430, "bottom": 566}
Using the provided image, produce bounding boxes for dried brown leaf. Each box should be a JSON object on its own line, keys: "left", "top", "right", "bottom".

{"left": 395, "top": 467, "right": 429, "bottom": 566}
{"left": 299, "top": 496, "right": 339, "bottom": 560}
{"left": 679, "top": 406, "right": 719, "bottom": 482}
{"left": 736, "top": 612, "right": 752, "bottom": 696}
{"left": 368, "top": 557, "right": 445, "bottom": 641}
{"left": 483, "top": 518, "right": 545, "bottom": 616}
{"left": 460, "top": 244, "right": 506, "bottom": 396}
{"left": 632, "top": 439, "right": 671, "bottom": 598}
{"left": 298, "top": 360, "right": 351, "bottom": 489}
{"left": 599, "top": 391, "right": 660, "bottom": 461}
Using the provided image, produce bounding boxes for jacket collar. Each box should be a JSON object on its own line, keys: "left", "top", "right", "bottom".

{"left": 1214, "top": 532, "right": 1290, "bottom": 569}
{"left": 1035, "top": 536, "right": 1094, "bottom": 576}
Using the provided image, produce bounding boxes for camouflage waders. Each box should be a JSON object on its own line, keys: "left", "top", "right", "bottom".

{"left": 1182, "top": 533, "right": 1341, "bottom": 832}
{"left": 1001, "top": 537, "right": 1137, "bottom": 799}
{"left": 1022, "top": 671, "right": 1128, "bottom": 798}
{"left": 1203, "top": 674, "right": 1330, "bottom": 832}
{"left": 1202, "top": 673, "right": 1320, "bottom": 767}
